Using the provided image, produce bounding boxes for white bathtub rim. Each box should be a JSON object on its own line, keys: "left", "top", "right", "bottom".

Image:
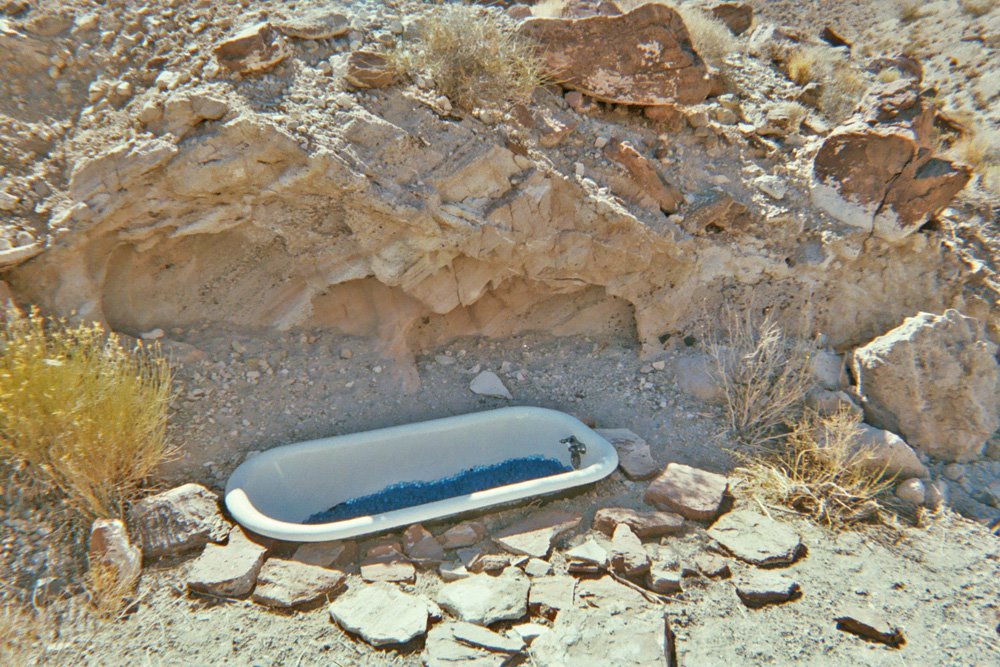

{"left": 224, "top": 406, "right": 619, "bottom": 542}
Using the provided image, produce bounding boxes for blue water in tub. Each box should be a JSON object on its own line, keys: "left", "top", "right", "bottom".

{"left": 305, "top": 455, "right": 572, "bottom": 524}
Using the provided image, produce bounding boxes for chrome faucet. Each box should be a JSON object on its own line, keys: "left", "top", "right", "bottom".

{"left": 561, "top": 435, "right": 587, "bottom": 470}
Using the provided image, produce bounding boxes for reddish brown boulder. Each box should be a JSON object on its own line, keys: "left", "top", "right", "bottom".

{"left": 603, "top": 139, "right": 683, "bottom": 213}
{"left": 214, "top": 23, "right": 289, "bottom": 75}
{"left": 811, "top": 79, "right": 971, "bottom": 243}
{"left": 644, "top": 463, "right": 728, "bottom": 522}
{"left": 344, "top": 51, "right": 397, "bottom": 89}
{"left": 519, "top": 3, "right": 712, "bottom": 106}
{"left": 593, "top": 507, "right": 684, "bottom": 538}
{"left": 711, "top": 3, "right": 753, "bottom": 35}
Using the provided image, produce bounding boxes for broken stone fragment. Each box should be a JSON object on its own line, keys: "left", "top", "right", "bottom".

{"left": 736, "top": 572, "right": 802, "bottom": 608}
{"left": 603, "top": 139, "right": 683, "bottom": 213}
{"left": 852, "top": 309, "right": 999, "bottom": 463}
{"left": 707, "top": 510, "right": 804, "bottom": 567}
{"left": 835, "top": 605, "right": 906, "bottom": 648}
{"left": 275, "top": 10, "right": 350, "bottom": 40}
{"left": 402, "top": 523, "right": 445, "bottom": 561}
{"left": 424, "top": 622, "right": 525, "bottom": 667}
{"left": 214, "top": 23, "right": 289, "bottom": 75}
{"left": 291, "top": 540, "right": 356, "bottom": 568}
{"left": 596, "top": 428, "right": 659, "bottom": 480}
{"left": 441, "top": 521, "right": 486, "bottom": 549}
{"left": 528, "top": 574, "right": 576, "bottom": 620}
{"left": 608, "top": 524, "right": 651, "bottom": 578}
{"left": 689, "top": 552, "right": 731, "bottom": 579}
{"left": 494, "top": 509, "right": 582, "bottom": 558}
{"left": 566, "top": 537, "right": 609, "bottom": 569}
{"left": 644, "top": 463, "right": 729, "bottom": 522}
{"left": 127, "top": 483, "right": 231, "bottom": 559}
{"left": 329, "top": 583, "right": 429, "bottom": 646}
{"left": 519, "top": 3, "right": 712, "bottom": 106}
{"left": 437, "top": 568, "right": 530, "bottom": 625}
{"left": 187, "top": 527, "right": 267, "bottom": 598}
{"left": 593, "top": 506, "right": 685, "bottom": 539}
{"left": 344, "top": 50, "right": 397, "bottom": 89}
{"left": 647, "top": 562, "right": 683, "bottom": 594}
{"left": 712, "top": 3, "right": 753, "bottom": 35}
{"left": 360, "top": 560, "right": 416, "bottom": 584}
{"left": 530, "top": 608, "right": 671, "bottom": 667}
{"left": 469, "top": 370, "right": 513, "bottom": 399}
{"left": 251, "top": 559, "right": 345, "bottom": 608}
{"left": 88, "top": 519, "right": 141, "bottom": 590}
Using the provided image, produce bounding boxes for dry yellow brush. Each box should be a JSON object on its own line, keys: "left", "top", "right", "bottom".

{"left": 0, "top": 306, "right": 172, "bottom": 519}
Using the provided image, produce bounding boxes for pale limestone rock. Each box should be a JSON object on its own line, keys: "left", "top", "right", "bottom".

{"left": 736, "top": 572, "right": 802, "bottom": 608}
{"left": 707, "top": 510, "right": 803, "bottom": 567}
{"left": 528, "top": 574, "right": 576, "bottom": 619}
{"left": 530, "top": 608, "right": 670, "bottom": 667}
{"left": 469, "top": 371, "right": 513, "bottom": 399}
{"left": 251, "top": 559, "right": 345, "bottom": 608}
{"left": 494, "top": 509, "right": 582, "bottom": 558}
{"left": 596, "top": 428, "right": 659, "bottom": 479}
{"left": 329, "top": 583, "right": 429, "bottom": 646}
{"left": 187, "top": 528, "right": 267, "bottom": 598}
{"left": 88, "top": 519, "right": 141, "bottom": 589}
{"left": 437, "top": 568, "right": 530, "bottom": 625}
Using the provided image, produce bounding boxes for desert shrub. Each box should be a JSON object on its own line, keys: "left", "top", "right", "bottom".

{"left": 391, "top": 4, "right": 543, "bottom": 110}
{"left": 950, "top": 125, "right": 1000, "bottom": 195}
{"left": 0, "top": 306, "right": 172, "bottom": 519}
{"left": 782, "top": 45, "right": 868, "bottom": 121}
{"left": 733, "top": 409, "right": 897, "bottom": 529}
{"left": 707, "top": 307, "right": 814, "bottom": 447}
{"left": 784, "top": 46, "right": 819, "bottom": 86}
{"left": 959, "top": 0, "right": 993, "bottom": 18}
{"left": 896, "top": 0, "right": 925, "bottom": 23}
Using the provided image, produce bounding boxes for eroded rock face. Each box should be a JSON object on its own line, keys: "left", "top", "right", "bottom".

{"left": 519, "top": 3, "right": 712, "bottom": 106}
{"left": 811, "top": 80, "right": 971, "bottom": 243}
{"left": 852, "top": 309, "right": 999, "bottom": 462}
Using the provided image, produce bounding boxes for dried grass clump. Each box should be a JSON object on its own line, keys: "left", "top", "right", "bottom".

{"left": 785, "top": 46, "right": 820, "bottom": 86}
{"left": 950, "top": 125, "right": 1000, "bottom": 195}
{"left": 391, "top": 4, "right": 543, "bottom": 110}
{"left": 783, "top": 45, "right": 869, "bottom": 122}
{"left": 0, "top": 306, "right": 172, "bottom": 519}
{"left": 0, "top": 596, "right": 48, "bottom": 663}
{"left": 707, "top": 308, "right": 814, "bottom": 447}
{"left": 896, "top": 0, "right": 925, "bottom": 23}
{"left": 734, "top": 409, "right": 897, "bottom": 529}
{"left": 959, "top": 0, "right": 994, "bottom": 18}
{"left": 84, "top": 560, "right": 137, "bottom": 620}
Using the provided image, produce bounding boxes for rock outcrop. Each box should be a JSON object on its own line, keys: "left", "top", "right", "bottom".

{"left": 811, "top": 79, "right": 972, "bottom": 243}
{"left": 852, "top": 309, "right": 999, "bottom": 462}
{"left": 519, "top": 3, "right": 713, "bottom": 106}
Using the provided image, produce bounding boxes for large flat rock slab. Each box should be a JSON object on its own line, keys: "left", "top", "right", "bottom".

{"left": 644, "top": 463, "right": 728, "bottom": 521}
{"left": 530, "top": 608, "right": 670, "bottom": 667}
{"left": 187, "top": 527, "right": 266, "bottom": 598}
{"left": 596, "top": 428, "right": 659, "bottom": 479}
{"left": 329, "top": 583, "right": 429, "bottom": 647}
{"left": 494, "top": 509, "right": 582, "bottom": 558}
{"left": 251, "top": 558, "right": 345, "bottom": 608}
{"left": 437, "top": 568, "right": 530, "bottom": 625}
{"left": 423, "top": 622, "right": 525, "bottom": 667}
{"left": 519, "top": 3, "right": 712, "bottom": 106}
{"left": 707, "top": 510, "right": 804, "bottom": 567}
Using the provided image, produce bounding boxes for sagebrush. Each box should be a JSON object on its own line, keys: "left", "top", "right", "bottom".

{"left": 0, "top": 306, "right": 172, "bottom": 519}
{"left": 391, "top": 4, "right": 542, "bottom": 109}
{"left": 707, "top": 307, "right": 814, "bottom": 447}
{"left": 733, "top": 409, "right": 897, "bottom": 529}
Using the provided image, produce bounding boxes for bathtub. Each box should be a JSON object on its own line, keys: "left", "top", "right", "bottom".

{"left": 224, "top": 407, "right": 619, "bottom": 542}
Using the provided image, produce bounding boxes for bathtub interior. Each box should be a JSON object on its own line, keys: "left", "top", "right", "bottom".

{"left": 232, "top": 408, "right": 611, "bottom": 524}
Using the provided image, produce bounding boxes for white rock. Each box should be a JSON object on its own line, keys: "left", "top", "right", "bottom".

{"left": 187, "top": 528, "right": 267, "bottom": 598}
{"left": 895, "top": 478, "right": 926, "bottom": 505}
{"left": 437, "top": 568, "right": 529, "bottom": 625}
{"left": 329, "top": 583, "right": 429, "bottom": 646}
{"left": 530, "top": 608, "right": 669, "bottom": 667}
{"left": 252, "top": 559, "right": 345, "bottom": 608}
{"left": 469, "top": 371, "right": 513, "bottom": 399}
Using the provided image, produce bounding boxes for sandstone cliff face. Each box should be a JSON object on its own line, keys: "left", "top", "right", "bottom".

{"left": 0, "top": 2, "right": 996, "bottom": 372}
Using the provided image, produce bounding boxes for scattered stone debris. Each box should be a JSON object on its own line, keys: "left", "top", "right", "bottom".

{"left": 736, "top": 572, "right": 802, "bottom": 608}
{"left": 528, "top": 574, "right": 576, "bottom": 620}
{"left": 186, "top": 528, "right": 267, "bottom": 598}
{"left": 437, "top": 568, "right": 530, "bottom": 625}
{"left": 707, "top": 510, "right": 804, "bottom": 567}
{"left": 596, "top": 428, "right": 659, "bottom": 479}
{"left": 835, "top": 605, "right": 906, "bottom": 648}
{"left": 645, "top": 463, "right": 729, "bottom": 521}
{"left": 494, "top": 509, "right": 582, "bottom": 558}
{"left": 329, "top": 583, "right": 429, "bottom": 647}
{"left": 127, "top": 484, "right": 231, "bottom": 559}
{"left": 251, "top": 559, "right": 345, "bottom": 609}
